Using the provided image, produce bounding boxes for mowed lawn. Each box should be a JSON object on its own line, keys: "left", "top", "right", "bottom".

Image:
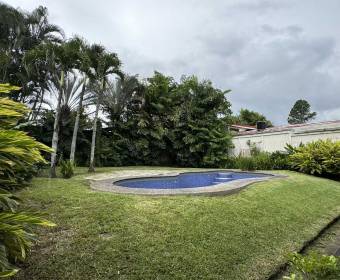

{"left": 14, "top": 167, "right": 340, "bottom": 280}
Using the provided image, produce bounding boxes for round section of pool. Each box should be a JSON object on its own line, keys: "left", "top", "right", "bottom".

{"left": 115, "top": 171, "right": 272, "bottom": 189}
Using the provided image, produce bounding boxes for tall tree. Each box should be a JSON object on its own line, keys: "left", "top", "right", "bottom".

{"left": 0, "top": 3, "right": 63, "bottom": 103}
{"left": 288, "top": 99, "right": 317, "bottom": 124}
{"left": 70, "top": 39, "right": 92, "bottom": 163}
{"left": 87, "top": 46, "right": 121, "bottom": 172}
{"left": 26, "top": 39, "right": 82, "bottom": 177}
{"left": 172, "top": 76, "right": 233, "bottom": 167}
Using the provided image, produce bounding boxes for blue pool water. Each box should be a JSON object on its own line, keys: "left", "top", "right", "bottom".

{"left": 115, "top": 172, "right": 271, "bottom": 189}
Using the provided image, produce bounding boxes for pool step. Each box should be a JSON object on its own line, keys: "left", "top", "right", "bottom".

{"left": 214, "top": 177, "right": 233, "bottom": 181}
{"left": 213, "top": 178, "right": 233, "bottom": 185}
{"left": 213, "top": 173, "right": 233, "bottom": 185}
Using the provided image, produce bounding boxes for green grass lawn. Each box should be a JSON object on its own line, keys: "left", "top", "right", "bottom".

{"left": 14, "top": 167, "right": 340, "bottom": 280}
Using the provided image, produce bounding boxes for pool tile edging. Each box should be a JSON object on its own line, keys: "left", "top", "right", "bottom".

{"left": 88, "top": 170, "right": 287, "bottom": 196}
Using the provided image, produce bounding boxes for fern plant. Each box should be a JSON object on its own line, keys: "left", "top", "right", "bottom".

{"left": 0, "top": 84, "right": 55, "bottom": 277}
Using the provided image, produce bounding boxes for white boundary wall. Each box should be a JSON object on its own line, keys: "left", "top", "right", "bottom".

{"left": 232, "top": 122, "right": 340, "bottom": 156}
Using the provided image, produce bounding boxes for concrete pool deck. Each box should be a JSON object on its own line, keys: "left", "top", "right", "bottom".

{"left": 86, "top": 170, "right": 286, "bottom": 196}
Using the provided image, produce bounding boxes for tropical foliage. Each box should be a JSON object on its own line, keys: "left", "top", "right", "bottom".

{"left": 288, "top": 140, "right": 340, "bottom": 177}
{"left": 1, "top": 3, "right": 236, "bottom": 171}
{"left": 0, "top": 84, "right": 55, "bottom": 277}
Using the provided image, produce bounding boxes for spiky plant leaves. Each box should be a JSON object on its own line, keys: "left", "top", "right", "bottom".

{"left": 0, "top": 84, "right": 55, "bottom": 277}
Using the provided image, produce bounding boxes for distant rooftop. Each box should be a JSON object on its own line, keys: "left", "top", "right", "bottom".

{"left": 230, "top": 124, "right": 256, "bottom": 130}
{"left": 235, "top": 120, "right": 340, "bottom": 136}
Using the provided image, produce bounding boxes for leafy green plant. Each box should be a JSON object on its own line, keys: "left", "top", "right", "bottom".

{"left": 283, "top": 252, "right": 340, "bottom": 280}
{"left": 270, "top": 151, "right": 289, "bottom": 170}
{"left": 288, "top": 140, "right": 340, "bottom": 177}
{"left": 253, "top": 152, "right": 273, "bottom": 170}
{"left": 59, "top": 160, "right": 75, "bottom": 178}
{"left": 0, "top": 84, "right": 55, "bottom": 277}
{"left": 235, "top": 156, "right": 256, "bottom": 171}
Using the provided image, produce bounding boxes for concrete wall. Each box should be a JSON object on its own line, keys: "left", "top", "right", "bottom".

{"left": 232, "top": 123, "right": 340, "bottom": 156}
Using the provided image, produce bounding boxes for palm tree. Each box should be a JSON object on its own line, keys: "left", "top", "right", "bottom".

{"left": 25, "top": 6, "right": 64, "bottom": 47}
{"left": 102, "top": 75, "right": 140, "bottom": 124}
{"left": 87, "top": 47, "right": 122, "bottom": 172}
{"left": 22, "top": 5, "right": 64, "bottom": 113}
{"left": 0, "top": 3, "right": 64, "bottom": 103}
{"left": 49, "top": 73, "right": 86, "bottom": 111}
{"left": 69, "top": 39, "right": 92, "bottom": 163}
{"left": 26, "top": 39, "right": 82, "bottom": 177}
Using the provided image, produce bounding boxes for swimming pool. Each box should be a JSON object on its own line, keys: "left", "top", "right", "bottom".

{"left": 115, "top": 171, "right": 272, "bottom": 189}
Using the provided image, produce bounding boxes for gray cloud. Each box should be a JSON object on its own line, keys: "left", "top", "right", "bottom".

{"left": 7, "top": 0, "right": 340, "bottom": 124}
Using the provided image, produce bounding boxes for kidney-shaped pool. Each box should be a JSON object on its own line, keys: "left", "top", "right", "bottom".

{"left": 115, "top": 171, "right": 272, "bottom": 189}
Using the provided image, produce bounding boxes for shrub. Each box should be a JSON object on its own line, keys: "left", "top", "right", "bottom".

{"left": 270, "top": 151, "right": 289, "bottom": 170}
{"left": 0, "top": 84, "right": 55, "bottom": 277}
{"left": 288, "top": 140, "right": 340, "bottom": 177}
{"left": 59, "top": 160, "right": 75, "bottom": 179}
{"left": 235, "top": 156, "right": 256, "bottom": 171}
{"left": 284, "top": 252, "right": 340, "bottom": 280}
{"left": 253, "top": 152, "right": 273, "bottom": 170}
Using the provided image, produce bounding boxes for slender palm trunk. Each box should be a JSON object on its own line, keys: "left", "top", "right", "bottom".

{"left": 33, "top": 88, "right": 45, "bottom": 121}
{"left": 70, "top": 77, "right": 86, "bottom": 162}
{"left": 88, "top": 79, "right": 104, "bottom": 172}
{"left": 50, "top": 70, "right": 64, "bottom": 178}
{"left": 28, "top": 88, "right": 41, "bottom": 121}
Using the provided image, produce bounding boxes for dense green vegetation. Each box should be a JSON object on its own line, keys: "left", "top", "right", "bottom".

{"left": 288, "top": 140, "right": 340, "bottom": 178}
{"left": 12, "top": 168, "right": 340, "bottom": 279}
{"left": 0, "top": 84, "right": 55, "bottom": 276}
{"left": 0, "top": 3, "right": 234, "bottom": 171}
{"left": 231, "top": 108, "right": 273, "bottom": 127}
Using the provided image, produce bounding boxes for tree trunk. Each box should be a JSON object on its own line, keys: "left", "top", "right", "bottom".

{"left": 28, "top": 88, "right": 41, "bottom": 121}
{"left": 50, "top": 70, "right": 64, "bottom": 178}
{"left": 70, "top": 77, "right": 86, "bottom": 162}
{"left": 33, "top": 88, "right": 45, "bottom": 121}
{"left": 88, "top": 79, "right": 104, "bottom": 172}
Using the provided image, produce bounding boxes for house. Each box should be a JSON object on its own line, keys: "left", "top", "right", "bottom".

{"left": 232, "top": 120, "right": 340, "bottom": 156}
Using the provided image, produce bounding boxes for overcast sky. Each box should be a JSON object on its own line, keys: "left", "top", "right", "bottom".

{"left": 7, "top": 0, "right": 340, "bottom": 124}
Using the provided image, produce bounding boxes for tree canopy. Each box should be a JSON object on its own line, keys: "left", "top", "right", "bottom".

{"left": 287, "top": 99, "right": 317, "bottom": 124}
{"left": 1, "top": 3, "right": 274, "bottom": 169}
{"left": 232, "top": 108, "right": 273, "bottom": 127}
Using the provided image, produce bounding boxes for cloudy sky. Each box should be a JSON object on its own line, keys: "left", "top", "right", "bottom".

{"left": 7, "top": 0, "right": 340, "bottom": 124}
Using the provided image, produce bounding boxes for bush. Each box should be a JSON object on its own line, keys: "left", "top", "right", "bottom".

{"left": 253, "top": 152, "right": 273, "bottom": 170}
{"left": 235, "top": 156, "right": 256, "bottom": 171}
{"left": 284, "top": 252, "right": 340, "bottom": 280}
{"left": 270, "top": 151, "right": 289, "bottom": 170}
{"left": 59, "top": 160, "right": 75, "bottom": 179}
{"left": 233, "top": 152, "right": 276, "bottom": 171}
{"left": 288, "top": 140, "right": 340, "bottom": 177}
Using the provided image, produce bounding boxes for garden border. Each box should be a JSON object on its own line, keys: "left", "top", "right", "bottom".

{"left": 268, "top": 214, "right": 340, "bottom": 279}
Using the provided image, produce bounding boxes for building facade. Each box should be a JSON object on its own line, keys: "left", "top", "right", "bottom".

{"left": 232, "top": 120, "right": 340, "bottom": 156}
